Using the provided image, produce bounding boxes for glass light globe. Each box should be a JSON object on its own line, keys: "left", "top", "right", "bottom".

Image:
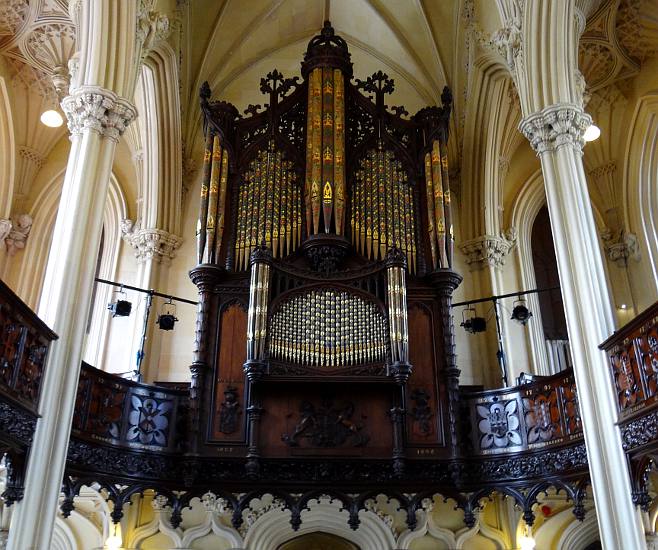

{"left": 583, "top": 124, "right": 601, "bottom": 142}
{"left": 105, "top": 534, "right": 122, "bottom": 549}
{"left": 519, "top": 535, "right": 536, "bottom": 550}
{"left": 40, "top": 109, "right": 64, "bottom": 128}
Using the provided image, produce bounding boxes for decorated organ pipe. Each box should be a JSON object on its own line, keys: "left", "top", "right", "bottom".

{"left": 304, "top": 67, "right": 346, "bottom": 236}
{"left": 234, "top": 141, "right": 301, "bottom": 271}
{"left": 386, "top": 249, "right": 410, "bottom": 367}
{"left": 424, "top": 139, "right": 453, "bottom": 270}
{"left": 352, "top": 146, "right": 418, "bottom": 273}
{"left": 268, "top": 288, "right": 388, "bottom": 368}
{"left": 197, "top": 132, "right": 230, "bottom": 265}
{"left": 246, "top": 248, "right": 272, "bottom": 364}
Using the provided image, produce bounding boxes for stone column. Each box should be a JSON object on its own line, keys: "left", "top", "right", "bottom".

{"left": 7, "top": 91, "right": 136, "bottom": 550}
{"left": 5, "top": 1, "right": 163, "bottom": 548}
{"left": 520, "top": 105, "right": 645, "bottom": 548}
{"left": 492, "top": 0, "right": 646, "bottom": 546}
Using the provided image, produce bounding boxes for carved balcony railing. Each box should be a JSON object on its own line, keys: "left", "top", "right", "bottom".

{"left": 0, "top": 279, "right": 56, "bottom": 417}
{"left": 601, "top": 302, "right": 658, "bottom": 421}
{"left": 461, "top": 369, "right": 583, "bottom": 457}
{"left": 71, "top": 363, "right": 189, "bottom": 455}
{"left": 0, "top": 280, "right": 57, "bottom": 504}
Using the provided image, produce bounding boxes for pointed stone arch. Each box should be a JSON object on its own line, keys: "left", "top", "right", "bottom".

{"left": 623, "top": 91, "right": 658, "bottom": 310}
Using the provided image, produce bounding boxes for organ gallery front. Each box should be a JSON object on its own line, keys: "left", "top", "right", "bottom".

{"left": 192, "top": 21, "right": 459, "bottom": 472}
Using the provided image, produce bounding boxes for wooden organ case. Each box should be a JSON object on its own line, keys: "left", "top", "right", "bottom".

{"left": 190, "top": 22, "right": 462, "bottom": 479}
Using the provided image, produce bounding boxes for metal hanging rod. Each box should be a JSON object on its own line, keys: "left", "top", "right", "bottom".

{"left": 95, "top": 277, "right": 198, "bottom": 305}
{"left": 451, "top": 286, "right": 561, "bottom": 308}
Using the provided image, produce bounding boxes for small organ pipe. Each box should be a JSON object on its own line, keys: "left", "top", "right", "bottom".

{"left": 197, "top": 131, "right": 214, "bottom": 264}
{"left": 440, "top": 139, "right": 454, "bottom": 268}
{"left": 268, "top": 289, "right": 388, "bottom": 367}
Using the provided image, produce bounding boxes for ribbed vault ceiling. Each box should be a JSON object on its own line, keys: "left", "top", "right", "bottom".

{"left": 182, "top": 0, "right": 461, "bottom": 150}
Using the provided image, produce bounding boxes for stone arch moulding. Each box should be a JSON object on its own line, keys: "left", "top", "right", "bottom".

{"left": 510, "top": 166, "right": 610, "bottom": 376}
{"left": 0, "top": 76, "right": 16, "bottom": 220}
{"left": 138, "top": 42, "right": 183, "bottom": 236}
{"left": 12, "top": 168, "right": 127, "bottom": 327}
{"left": 555, "top": 508, "right": 599, "bottom": 550}
{"left": 510, "top": 168, "right": 551, "bottom": 376}
{"left": 243, "top": 499, "right": 396, "bottom": 550}
{"left": 623, "top": 91, "right": 658, "bottom": 310}
{"left": 83, "top": 172, "right": 128, "bottom": 368}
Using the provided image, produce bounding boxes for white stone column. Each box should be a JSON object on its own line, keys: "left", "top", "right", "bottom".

{"left": 6, "top": 87, "right": 137, "bottom": 550}
{"left": 5, "top": 1, "right": 156, "bottom": 547}
{"left": 493, "top": 0, "right": 646, "bottom": 546}
{"left": 520, "top": 105, "right": 646, "bottom": 550}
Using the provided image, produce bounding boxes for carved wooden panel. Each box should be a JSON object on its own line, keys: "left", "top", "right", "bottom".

{"left": 72, "top": 364, "right": 187, "bottom": 453}
{"left": 0, "top": 281, "right": 56, "bottom": 413}
{"left": 601, "top": 303, "right": 658, "bottom": 418}
{"left": 211, "top": 302, "right": 247, "bottom": 441}
{"left": 259, "top": 384, "right": 394, "bottom": 458}
{"left": 463, "top": 370, "right": 583, "bottom": 457}
{"left": 407, "top": 302, "right": 441, "bottom": 445}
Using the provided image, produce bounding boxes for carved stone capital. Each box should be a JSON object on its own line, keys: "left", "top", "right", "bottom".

{"left": 61, "top": 86, "right": 137, "bottom": 141}
{"left": 519, "top": 104, "right": 592, "bottom": 155}
{"left": 459, "top": 231, "right": 516, "bottom": 270}
{"left": 4, "top": 214, "right": 32, "bottom": 256}
{"left": 600, "top": 228, "right": 640, "bottom": 267}
{"left": 121, "top": 222, "right": 182, "bottom": 265}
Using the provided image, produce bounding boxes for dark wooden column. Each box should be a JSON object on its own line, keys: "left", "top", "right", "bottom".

{"left": 429, "top": 269, "right": 462, "bottom": 456}
{"left": 188, "top": 264, "right": 225, "bottom": 453}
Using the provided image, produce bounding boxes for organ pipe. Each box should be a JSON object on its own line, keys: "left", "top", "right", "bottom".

{"left": 234, "top": 141, "right": 301, "bottom": 270}
{"left": 424, "top": 139, "right": 453, "bottom": 269}
{"left": 352, "top": 146, "right": 417, "bottom": 273}
{"left": 386, "top": 259, "right": 409, "bottom": 366}
{"left": 268, "top": 289, "right": 388, "bottom": 367}
{"left": 246, "top": 252, "right": 271, "bottom": 363}
{"left": 197, "top": 132, "right": 230, "bottom": 265}
{"left": 305, "top": 67, "right": 346, "bottom": 236}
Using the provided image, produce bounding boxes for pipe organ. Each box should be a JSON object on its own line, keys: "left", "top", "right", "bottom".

{"left": 192, "top": 21, "right": 459, "bottom": 473}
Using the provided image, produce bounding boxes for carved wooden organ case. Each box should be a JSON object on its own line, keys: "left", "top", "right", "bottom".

{"left": 190, "top": 22, "right": 462, "bottom": 477}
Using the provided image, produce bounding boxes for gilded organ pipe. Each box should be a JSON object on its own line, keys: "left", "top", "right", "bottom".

{"left": 197, "top": 131, "right": 213, "bottom": 264}
{"left": 234, "top": 142, "right": 301, "bottom": 270}
{"left": 268, "top": 289, "right": 388, "bottom": 367}
{"left": 352, "top": 147, "right": 418, "bottom": 273}
{"left": 197, "top": 132, "right": 231, "bottom": 265}
{"left": 246, "top": 251, "right": 271, "bottom": 363}
{"left": 423, "top": 139, "right": 453, "bottom": 269}
{"left": 386, "top": 260, "right": 409, "bottom": 366}
{"left": 440, "top": 139, "right": 454, "bottom": 268}
{"left": 305, "top": 66, "right": 346, "bottom": 236}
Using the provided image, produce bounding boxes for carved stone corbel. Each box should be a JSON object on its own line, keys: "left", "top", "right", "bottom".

{"left": 4, "top": 214, "right": 32, "bottom": 256}
{"left": 600, "top": 228, "right": 640, "bottom": 267}
{"left": 459, "top": 230, "right": 517, "bottom": 270}
{"left": 121, "top": 220, "right": 182, "bottom": 265}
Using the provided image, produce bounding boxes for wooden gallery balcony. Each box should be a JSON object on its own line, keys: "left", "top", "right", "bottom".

{"left": 0, "top": 281, "right": 656, "bottom": 530}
